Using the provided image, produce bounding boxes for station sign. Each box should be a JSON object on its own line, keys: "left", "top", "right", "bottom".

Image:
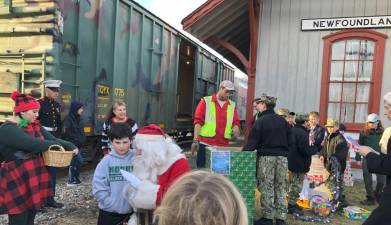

{"left": 302, "top": 15, "right": 391, "bottom": 31}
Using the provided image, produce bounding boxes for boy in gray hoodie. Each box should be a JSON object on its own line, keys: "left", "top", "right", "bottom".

{"left": 93, "top": 123, "right": 134, "bottom": 225}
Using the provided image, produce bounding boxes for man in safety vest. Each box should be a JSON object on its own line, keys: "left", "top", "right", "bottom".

{"left": 191, "top": 80, "right": 240, "bottom": 168}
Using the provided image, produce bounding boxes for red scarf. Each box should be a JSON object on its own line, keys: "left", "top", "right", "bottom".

{"left": 22, "top": 120, "right": 44, "bottom": 140}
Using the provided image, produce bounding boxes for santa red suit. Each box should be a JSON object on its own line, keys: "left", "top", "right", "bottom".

{"left": 126, "top": 124, "right": 190, "bottom": 210}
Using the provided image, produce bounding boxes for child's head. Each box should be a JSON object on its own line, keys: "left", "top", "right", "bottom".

{"left": 108, "top": 123, "right": 132, "bottom": 155}
{"left": 154, "top": 171, "right": 248, "bottom": 225}
{"left": 309, "top": 111, "right": 319, "bottom": 127}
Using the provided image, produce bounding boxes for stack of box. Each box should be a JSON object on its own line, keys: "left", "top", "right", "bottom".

{"left": 206, "top": 146, "right": 257, "bottom": 225}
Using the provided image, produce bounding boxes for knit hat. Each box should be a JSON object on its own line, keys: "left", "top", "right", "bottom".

{"left": 11, "top": 91, "right": 40, "bottom": 113}
{"left": 135, "top": 124, "right": 166, "bottom": 141}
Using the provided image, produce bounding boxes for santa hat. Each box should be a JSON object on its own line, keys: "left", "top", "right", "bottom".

{"left": 135, "top": 124, "right": 166, "bottom": 141}
{"left": 11, "top": 90, "right": 40, "bottom": 113}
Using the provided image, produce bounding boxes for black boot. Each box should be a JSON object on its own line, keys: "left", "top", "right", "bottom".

{"left": 45, "top": 197, "right": 64, "bottom": 208}
{"left": 275, "top": 219, "right": 286, "bottom": 225}
{"left": 288, "top": 204, "right": 304, "bottom": 216}
{"left": 254, "top": 217, "right": 273, "bottom": 225}
{"left": 374, "top": 186, "right": 383, "bottom": 203}
{"left": 360, "top": 197, "right": 375, "bottom": 206}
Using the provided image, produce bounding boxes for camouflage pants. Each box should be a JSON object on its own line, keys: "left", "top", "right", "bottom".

{"left": 288, "top": 172, "right": 305, "bottom": 205}
{"left": 258, "top": 156, "right": 288, "bottom": 220}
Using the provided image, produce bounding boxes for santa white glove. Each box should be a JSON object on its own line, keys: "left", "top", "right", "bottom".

{"left": 128, "top": 180, "right": 160, "bottom": 210}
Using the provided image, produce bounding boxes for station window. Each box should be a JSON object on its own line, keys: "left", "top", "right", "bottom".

{"left": 320, "top": 30, "right": 387, "bottom": 131}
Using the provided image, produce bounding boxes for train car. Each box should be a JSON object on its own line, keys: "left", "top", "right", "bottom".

{"left": 0, "top": 0, "right": 237, "bottom": 158}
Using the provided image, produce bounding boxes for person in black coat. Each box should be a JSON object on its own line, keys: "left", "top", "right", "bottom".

{"left": 308, "top": 111, "right": 326, "bottom": 152}
{"left": 287, "top": 114, "right": 318, "bottom": 215}
{"left": 62, "top": 101, "right": 86, "bottom": 185}
{"left": 243, "top": 94, "right": 291, "bottom": 225}
{"left": 356, "top": 91, "right": 391, "bottom": 225}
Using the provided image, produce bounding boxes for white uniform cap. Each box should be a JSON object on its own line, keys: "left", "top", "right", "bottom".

{"left": 43, "top": 80, "right": 62, "bottom": 88}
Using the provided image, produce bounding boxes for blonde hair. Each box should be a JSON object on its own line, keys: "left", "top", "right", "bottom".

{"left": 380, "top": 127, "right": 391, "bottom": 154}
{"left": 384, "top": 92, "right": 391, "bottom": 105}
{"left": 106, "top": 101, "right": 126, "bottom": 120}
{"left": 154, "top": 171, "right": 248, "bottom": 225}
{"left": 309, "top": 111, "right": 319, "bottom": 117}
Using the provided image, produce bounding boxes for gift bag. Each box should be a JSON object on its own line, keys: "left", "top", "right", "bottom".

{"left": 344, "top": 159, "right": 354, "bottom": 187}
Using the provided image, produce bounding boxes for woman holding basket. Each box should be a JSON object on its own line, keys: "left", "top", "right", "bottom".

{"left": 0, "top": 91, "right": 78, "bottom": 225}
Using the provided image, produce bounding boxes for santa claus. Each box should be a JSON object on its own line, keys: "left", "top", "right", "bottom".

{"left": 125, "top": 124, "right": 191, "bottom": 211}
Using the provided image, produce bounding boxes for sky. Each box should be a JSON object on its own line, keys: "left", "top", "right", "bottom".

{"left": 135, "top": 0, "right": 207, "bottom": 30}
{"left": 134, "top": 0, "right": 247, "bottom": 79}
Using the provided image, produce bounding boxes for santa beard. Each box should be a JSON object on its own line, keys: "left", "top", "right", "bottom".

{"left": 132, "top": 137, "right": 184, "bottom": 183}
{"left": 133, "top": 154, "right": 159, "bottom": 183}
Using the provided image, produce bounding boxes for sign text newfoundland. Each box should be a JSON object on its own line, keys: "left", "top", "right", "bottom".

{"left": 302, "top": 16, "right": 391, "bottom": 31}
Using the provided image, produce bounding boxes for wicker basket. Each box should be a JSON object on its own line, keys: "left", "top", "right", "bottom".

{"left": 42, "top": 145, "right": 74, "bottom": 167}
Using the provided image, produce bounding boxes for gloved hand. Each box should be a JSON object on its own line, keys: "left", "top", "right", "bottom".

{"left": 72, "top": 148, "right": 79, "bottom": 155}
{"left": 191, "top": 140, "right": 199, "bottom": 156}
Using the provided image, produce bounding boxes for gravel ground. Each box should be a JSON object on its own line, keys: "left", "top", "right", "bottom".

{"left": 0, "top": 165, "right": 378, "bottom": 225}
{"left": 0, "top": 169, "right": 99, "bottom": 225}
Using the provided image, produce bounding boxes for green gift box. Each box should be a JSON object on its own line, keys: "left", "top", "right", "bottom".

{"left": 206, "top": 146, "right": 256, "bottom": 225}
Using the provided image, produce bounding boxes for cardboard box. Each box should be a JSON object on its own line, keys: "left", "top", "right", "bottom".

{"left": 343, "top": 206, "right": 370, "bottom": 220}
{"left": 206, "top": 146, "right": 256, "bottom": 225}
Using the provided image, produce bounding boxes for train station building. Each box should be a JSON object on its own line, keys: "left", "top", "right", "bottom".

{"left": 182, "top": 0, "right": 391, "bottom": 130}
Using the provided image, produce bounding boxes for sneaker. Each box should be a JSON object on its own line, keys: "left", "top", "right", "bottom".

{"left": 67, "top": 180, "right": 81, "bottom": 187}
{"left": 360, "top": 198, "right": 375, "bottom": 206}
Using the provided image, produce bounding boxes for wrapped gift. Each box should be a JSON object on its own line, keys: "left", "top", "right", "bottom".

{"left": 206, "top": 146, "right": 256, "bottom": 225}
{"left": 343, "top": 206, "right": 370, "bottom": 220}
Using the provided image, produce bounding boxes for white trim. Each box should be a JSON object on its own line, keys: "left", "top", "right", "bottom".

{"left": 135, "top": 134, "right": 165, "bottom": 141}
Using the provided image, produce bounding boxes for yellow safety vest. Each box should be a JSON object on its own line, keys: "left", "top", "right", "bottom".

{"left": 199, "top": 96, "right": 235, "bottom": 139}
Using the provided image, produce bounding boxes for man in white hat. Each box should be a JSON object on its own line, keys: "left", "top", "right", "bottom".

{"left": 191, "top": 80, "right": 240, "bottom": 168}
{"left": 38, "top": 79, "right": 64, "bottom": 209}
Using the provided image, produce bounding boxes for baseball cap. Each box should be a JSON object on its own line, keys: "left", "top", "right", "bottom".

{"left": 325, "top": 118, "right": 339, "bottom": 127}
{"left": 220, "top": 80, "right": 235, "bottom": 91}
{"left": 367, "top": 113, "right": 379, "bottom": 123}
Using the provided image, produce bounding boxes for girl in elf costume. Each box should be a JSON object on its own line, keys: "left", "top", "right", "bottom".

{"left": 0, "top": 91, "right": 78, "bottom": 225}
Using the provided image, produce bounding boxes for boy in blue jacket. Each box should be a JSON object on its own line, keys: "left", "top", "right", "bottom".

{"left": 93, "top": 123, "right": 134, "bottom": 225}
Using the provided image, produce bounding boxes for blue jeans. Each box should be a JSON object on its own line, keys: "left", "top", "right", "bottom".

{"left": 68, "top": 153, "right": 84, "bottom": 183}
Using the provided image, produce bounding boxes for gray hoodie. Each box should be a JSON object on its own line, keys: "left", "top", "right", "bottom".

{"left": 93, "top": 149, "right": 134, "bottom": 214}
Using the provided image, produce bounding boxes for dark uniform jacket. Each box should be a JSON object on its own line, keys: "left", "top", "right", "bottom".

{"left": 310, "top": 125, "right": 326, "bottom": 152}
{"left": 320, "top": 131, "right": 349, "bottom": 172}
{"left": 243, "top": 109, "right": 291, "bottom": 157}
{"left": 288, "top": 125, "right": 318, "bottom": 173}
{"left": 364, "top": 138, "right": 391, "bottom": 225}
{"left": 38, "top": 97, "right": 62, "bottom": 137}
